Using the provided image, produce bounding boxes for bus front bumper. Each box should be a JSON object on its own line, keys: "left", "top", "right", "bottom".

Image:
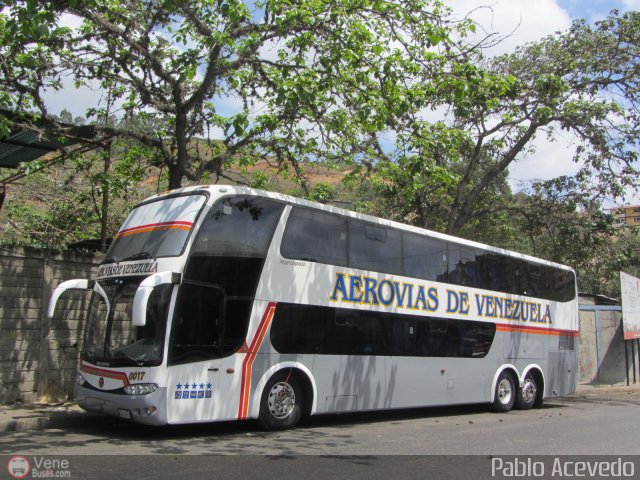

{"left": 75, "top": 384, "right": 168, "bottom": 426}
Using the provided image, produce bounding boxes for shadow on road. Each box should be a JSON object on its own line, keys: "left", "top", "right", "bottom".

{"left": 0, "top": 399, "right": 576, "bottom": 456}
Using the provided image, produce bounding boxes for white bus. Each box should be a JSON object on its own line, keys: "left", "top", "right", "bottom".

{"left": 48, "top": 186, "right": 578, "bottom": 430}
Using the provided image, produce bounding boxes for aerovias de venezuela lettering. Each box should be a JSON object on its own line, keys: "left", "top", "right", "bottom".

{"left": 329, "top": 272, "right": 552, "bottom": 324}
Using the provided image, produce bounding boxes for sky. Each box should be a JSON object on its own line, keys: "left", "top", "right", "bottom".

{"left": 446, "top": 0, "right": 639, "bottom": 204}
{"left": 44, "top": 0, "right": 640, "bottom": 203}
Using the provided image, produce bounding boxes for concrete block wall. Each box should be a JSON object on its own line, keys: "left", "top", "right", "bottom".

{"left": 0, "top": 246, "right": 101, "bottom": 403}
{"left": 578, "top": 296, "right": 638, "bottom": 384}
{"left": 1, "top": 244, "right": 638, "bottom": 403}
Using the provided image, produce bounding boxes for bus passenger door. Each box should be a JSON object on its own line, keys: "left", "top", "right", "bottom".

{"left": 166, "top": 282, "right": 224, "bottom": 423}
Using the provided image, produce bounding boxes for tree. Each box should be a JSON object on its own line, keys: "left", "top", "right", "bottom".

{"left": 367, "top": 10, "right": 640, "bottom": 236}
{"left": 0, "top": 0, "right": 485, "bottom": 190}
{"left": 3, "top": 141, "right": 148, "bottom": 249}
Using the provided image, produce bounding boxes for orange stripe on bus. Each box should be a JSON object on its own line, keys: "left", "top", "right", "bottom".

{"left": 116, "top": 224, "right": 192, "bottom": 238}
{"left": 116, "top": 221, "right": 193, "bottom": 237}
{"left": 237, "top": 302, "right": 277, "bottom": 420}
{"left": 495, "top": 324, "right": 578, "bottom": 336}
{"left": 80, "top": 362, "right": 130, "bottom": 386}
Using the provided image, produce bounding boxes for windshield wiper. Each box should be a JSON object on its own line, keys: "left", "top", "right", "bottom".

{"left": 122, "top": 252, "right": 156, "bottom": 262}
{"left": 83, "top": 349, "right": 98, "bottom": 364}
{"left": 112, "top": 350, "right": 144, "bottom": 366}
{"left": 100, "top": 256, "right": 120, "bottom": 265}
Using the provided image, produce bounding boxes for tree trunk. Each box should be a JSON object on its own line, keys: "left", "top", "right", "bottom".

{"left": 100, "top": 142, "right": 112, "bottom": 253}
{"left": 168, "top": 112, "right": 189, "bottom": 190}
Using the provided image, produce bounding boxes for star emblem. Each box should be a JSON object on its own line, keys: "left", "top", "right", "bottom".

{"left": 206, "top": 382, "right": 212, "bottom": 389}
{"left": 176, "top": 383, "right": 182, "bottom": 390}
{"left": 199, "top": 383, "right": 205, "bottom": 389}
{"left": 192, "top": 383, "right": 198, "bottom": 389}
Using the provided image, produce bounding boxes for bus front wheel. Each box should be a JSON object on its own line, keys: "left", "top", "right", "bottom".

{"left": 492, "top": 371, "right": 516, "bottom": 413}
{"left": 259, "top": 371, "right": 303, "bottom": 431}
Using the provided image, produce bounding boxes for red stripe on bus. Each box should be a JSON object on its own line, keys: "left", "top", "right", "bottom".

{"left": 495, "top": 324, "right": 579, "bottom": 336}
{"left": 116, "top": 221, "right": 193, "bottom": 238}
{"left": 80, "top": 362, "right": 130, "bottom": 386}
{"left": 237, "top": 302, "right": 277, "bottom": 420}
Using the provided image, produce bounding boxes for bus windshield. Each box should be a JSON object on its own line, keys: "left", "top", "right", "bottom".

{"left": 83, "top": 277, "right": 171, "bottom": 367}
{"left": 104, "top": 193, "right": 207, "bottom": 262}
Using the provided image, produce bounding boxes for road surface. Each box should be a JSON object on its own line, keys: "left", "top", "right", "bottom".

{"left": 1, "top": 389, "right": 638, "bottom": 479}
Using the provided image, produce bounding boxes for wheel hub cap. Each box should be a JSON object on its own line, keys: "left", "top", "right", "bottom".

{"left": 522, "top": 379, "right": 537, "bottom": 403}
{"left": 498, "top": 378, "right": 512, "bottom": 404}
{"left": 267, "top": 382, "right": 295, "bottom": 419}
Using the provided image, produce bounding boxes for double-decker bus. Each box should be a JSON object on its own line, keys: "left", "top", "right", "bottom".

{"left": 48, "top": 186, "right": 578, "bottom": 430}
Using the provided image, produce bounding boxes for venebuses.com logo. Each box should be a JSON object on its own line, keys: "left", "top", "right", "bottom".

{"left": 7, "top": 456, "right": 72, "bottom": 479}
{"left": 7, "top": 456, "right": 30, "bottom": 479}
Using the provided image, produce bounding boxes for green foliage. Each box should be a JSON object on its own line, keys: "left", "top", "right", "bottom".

{"left": 307, "top": 183, "right": 337, "bottom": 202}
{"left": 2, "top": 134, "right": 153, "bottom": 249}
{"left": 0, "top": 0, "right": 483, "bottom": 190}
{"left": 2, "top": 4, "right": 639, "bottom": 296}
{"left": 368, "top": 10, "right": 640, "bottom": 238}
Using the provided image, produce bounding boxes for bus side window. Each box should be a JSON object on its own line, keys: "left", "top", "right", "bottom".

{"left": 330, "top": 310, "right": 360, "bottom": 354}
{"left": 403, "top": 233, "right": 448, "bottom": 282}
{"left": 349, "top": 222, "right": 402, "bottom": 275}
{"left": 429, "top": 318, "right": 459, "bottom": 357}
{"left": 281, "top": 208, "right": 348, "bottom": 266}
{"left": 359, "top": 313, "right": 388, "bottom": 355}
{"left": 459, "top": 321, "right": 496, "bottom": 358}
{"left": 170, "top": 283, "right": 223, "bottom": 363}
{"left": 527, "top": 265, "right": 542, "bottom": 297}
{"left": 270, "top": 304, "right": 325, "bottom": 354}
{"left": 415, "top": 318, "right": 430, "bottom": 356}
{"left": 388, "top": 317, "right": 415, "bottom": 356}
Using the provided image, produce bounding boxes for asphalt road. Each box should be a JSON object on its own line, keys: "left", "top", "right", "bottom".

{"left": 1, "top": 390, "right": 639, "bottom": 479}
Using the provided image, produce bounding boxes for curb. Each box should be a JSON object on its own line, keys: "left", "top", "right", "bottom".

{"left": 0, "top": 405, "right": 116, "bottom": 433}
{"left": 575, "top": 383, "right": 640, "bottom": 394}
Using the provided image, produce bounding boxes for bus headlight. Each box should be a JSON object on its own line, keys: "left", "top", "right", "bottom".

{"left": 76, "top": 373, "right": 87, "bottom": 386}
{"left": 124, "top": 384, "right": 158, "bottom": 395}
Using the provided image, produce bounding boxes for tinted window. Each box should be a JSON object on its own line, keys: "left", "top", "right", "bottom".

{"left": 269, "top": 303, "right": 326, "bottom": 354}
{"left": 271, "top": 303, "right": 496, "bottom": 358}
{"left": 172, "top": 196, "right": 285, "bottom": 364}
{"left": 448, "top": 246, "right": 484, "bottom": 287}
{"left": 329, "top": 310, "right": 364, "bottom": 355}
{"left": 281, "top": 207, "right": 575, "bottom": 302}
{"left": 192, "top": 196, "right": 283, "bottom": 257}
{"left": 170, "top": 283, "right": 224, "bottom": 363}
{"left": 403, "top": 233, "right": 449, "bottom": 281}
{"left": 460, "top": 321, "right": 495, "bottom": 357}
{"left": 349, "top": 221, "right": 402, "bottom": 274}
{"left": 186, "top": 196, "right": 285, "bottom": 295}
{"left": 281, "top": 208, "right": 348, "bottom": 266}
{"left": 546, "top": 269, "right": 576, "bottom": 302}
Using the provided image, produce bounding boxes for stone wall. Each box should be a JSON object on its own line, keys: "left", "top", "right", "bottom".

{"left": 0, "top": 246, "right": 101, "bottom": 403}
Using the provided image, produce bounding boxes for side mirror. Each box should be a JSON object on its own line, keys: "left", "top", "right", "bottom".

{"left": 132, "top": 272, "right": 181, "bottom": 327}
{"left": 48, "top": 279, "right": 90, "bottom": 319}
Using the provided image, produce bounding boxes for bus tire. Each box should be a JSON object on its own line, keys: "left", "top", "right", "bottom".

{"left": 259, "top": 371, "right": 303, "bottom": 431}
{"left": 515, "top": 373, "right": 538, "bottom": 410}
{"left": 492, "top": 370, "right": 516, "bottom": 413}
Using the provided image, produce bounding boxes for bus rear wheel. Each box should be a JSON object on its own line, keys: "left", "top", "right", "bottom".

{"left": 492, "top": 371, "right": 516, "bottom": 413}
{"left": 259, "top": 371, "right": 303, "bottom": 431}
{"left": 515, "top": 373, "right": 538, "bottom": 410}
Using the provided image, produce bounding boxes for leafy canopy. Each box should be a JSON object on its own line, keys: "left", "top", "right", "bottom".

{"left": 0, "top": 0, "right": 485, "bottom": 189}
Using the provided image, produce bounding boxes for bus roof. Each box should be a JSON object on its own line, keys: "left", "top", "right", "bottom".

{"left": 139, "top": 184, "right": 575, "bottom": 273}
